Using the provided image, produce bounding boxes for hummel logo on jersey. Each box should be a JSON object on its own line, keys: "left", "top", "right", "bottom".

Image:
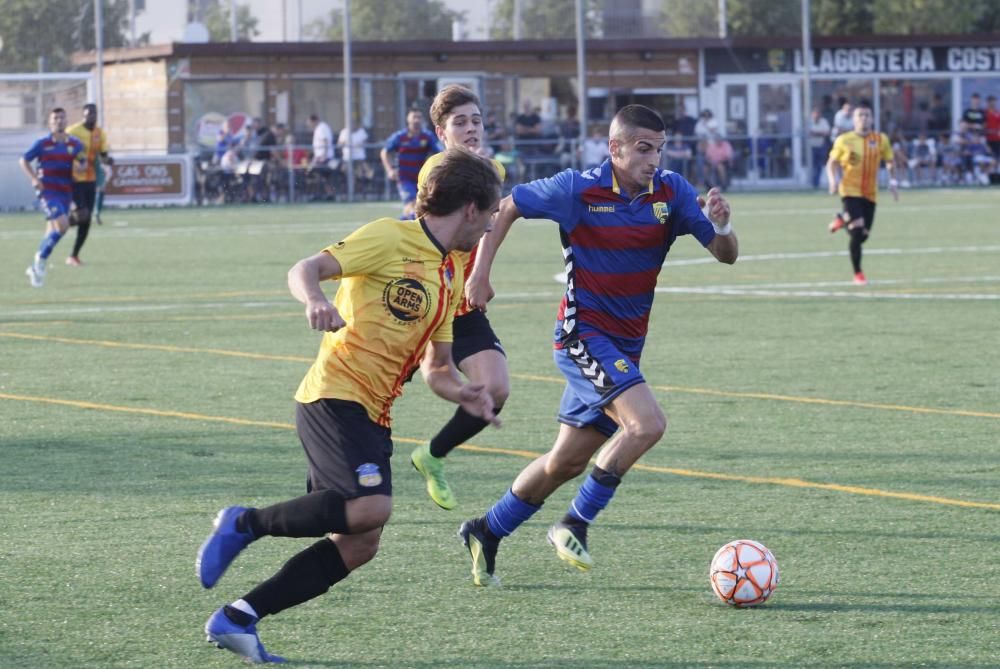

{"left": 588, "top": 204, "right": 615, "bottom": 213}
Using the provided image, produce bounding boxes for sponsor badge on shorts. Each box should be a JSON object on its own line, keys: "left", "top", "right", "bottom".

{"left": 356, "top": 463, "right": 383, "bottom": 488}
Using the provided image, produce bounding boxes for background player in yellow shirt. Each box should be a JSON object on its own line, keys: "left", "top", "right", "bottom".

{"left": 66, "top": 103, "right": 113, "bottom": 266}
{"left": 195, "top": 148, "right": 501, "bottom": 664}
{"left": 826, "top": 103, "right": 898, "bottom": 286}
{"left": 409, "top": 85, "right": 511, "bottom": 511}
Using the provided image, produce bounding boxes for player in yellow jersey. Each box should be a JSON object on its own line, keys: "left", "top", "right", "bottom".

{"left": 826, "top": 104, "right": 898, "bottom": 286}
{"left": 409, "top": 85, "right": 511, "bottom": 511}
{"left": 195, "top": 148, "right": 502, "bottom": 665}
{"left": 66, "top": 103, "right": 113, "bottom": 266}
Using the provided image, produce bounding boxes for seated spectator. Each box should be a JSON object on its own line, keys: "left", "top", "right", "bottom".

{"left": 579, "top": 124, "right": 610, "bottom": 170}
{"left": 514, "top": 101, "right": 542, "bottom": 155}
{"left": 484, "top": 111, "right": 505, "bottom": 154}
{"left": 704, "top": 132, "right": 734, "bottom": 191}
{"left": 908, "top": 132, "right": 936, "bottom": 186}
{"left": 664, "top": 131, "right": 692, "bottom": 175}
{"left": 937, "top": 133, "right": 962, "bottom": 184}
{"left": 966, "top": 132, "right": 997, "bottom": 184}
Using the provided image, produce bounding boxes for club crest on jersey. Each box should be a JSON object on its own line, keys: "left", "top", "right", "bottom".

{"left": 652, "top": 201, "right": 670, "bottom": 225}
{"left": 614, "top": 359, "right": 630, "bottom": 373}
{"left": 383, "top": 277, "right": 431, "bottom": 323}
{"left": 356, "top": 463, "right": 383, "bottom": 488}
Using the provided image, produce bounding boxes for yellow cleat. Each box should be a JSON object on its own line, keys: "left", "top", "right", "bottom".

{"left": 411, "top": 444, "right": 457, "bottom": 510}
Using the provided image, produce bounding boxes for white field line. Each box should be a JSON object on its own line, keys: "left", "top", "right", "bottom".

{"left": 664, "top": 245, "right": 1000, "bottom": 266}
{"left": 0, "top": 219, "right": 372, "bottom": 240}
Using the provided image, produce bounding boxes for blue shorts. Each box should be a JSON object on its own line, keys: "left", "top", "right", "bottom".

{"left": 397, "top": 179, "right": 418, "bottom": 203}
{"left": 553, "top": 336, "right": 645, "bottom": 437}
{"left": 40, "top": 195, "right": 71, "bottom": 221}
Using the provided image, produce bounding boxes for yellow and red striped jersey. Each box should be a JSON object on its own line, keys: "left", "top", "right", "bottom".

{"left": 829, "top": 131, "right": 893, "bottom": 202}
{"left": 67, "top": 122, "right": 110, "bottom": 183}
{"left": 294, "top": 217, "right": 463, "bottom": 427}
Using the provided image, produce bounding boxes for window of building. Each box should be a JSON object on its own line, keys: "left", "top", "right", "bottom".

{"left": 879, "top": 79, "right": 951, "bottom": 137}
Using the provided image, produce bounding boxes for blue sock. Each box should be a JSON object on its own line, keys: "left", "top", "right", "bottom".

{"left": 567, "top": 468, "right": 620, "bottom": 524}
{"left": 38, "top": 229, "right": 63, "bottom": 260}
{"left": 485, "top": 489, "right": 541, "bottom": 538}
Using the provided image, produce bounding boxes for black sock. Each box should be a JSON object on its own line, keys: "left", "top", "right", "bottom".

{"left": 429, "top": 405, "right": 502, "bottom": 458}
{"left": 849, "top": 229, "right": 865, "bottom": 273}
{"left": 244, "top": 539, "right": 350, "bottom": 619}
{"left": 72, "top": 222, "right": 90, "bottom": 257}
{"left": 239, "top": 489, "right": 349, "bottom": 538}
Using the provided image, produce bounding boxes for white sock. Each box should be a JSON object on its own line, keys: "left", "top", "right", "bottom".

{"left": 230, "top": 599, "right": 259, "bottom": 620}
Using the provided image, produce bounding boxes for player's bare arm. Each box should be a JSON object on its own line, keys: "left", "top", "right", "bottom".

{"left": 420, "top": 340, "right": 501, "bottom": 426}
{"left": 703, "top": 187, "right": 739, "bottom": 264}
{"left": 885, "top": 157, "right": 900, "bottom": 202}
{"left": 287, "top": 251, "right": 345, "bottom": 332}
{"left": 465, "top": 194, "right": 521, "bottom": 309}
{"left": 19, "top": 157, "right": 39, "bottom": 189}
{"left": 379, "top": 147, "right": 397, "bottom": 181}
{"left": 826, "top": 156, "right": 840, "bottom": 195}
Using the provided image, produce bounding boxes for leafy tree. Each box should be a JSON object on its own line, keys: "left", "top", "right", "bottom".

{"left": 813, "top": 0, "right": 874, "bottom": 35}
{"left": 306, "top": 0, "right": 460, "bottom": 41}
{"left": 201, "top": 1, "right": 260, "bottom": 42}
{"left": 659, "top": 0, "right": 718, "bottom": 37}
{"left": 0, "top": 0, "right": 133, "bottom": 73}
{"left": 489, "top": 0, "right": 603, "bottom": 39}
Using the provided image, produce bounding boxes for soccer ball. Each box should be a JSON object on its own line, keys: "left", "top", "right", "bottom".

{"left": 709, "top": 539, "right": 779, "bottom": 607}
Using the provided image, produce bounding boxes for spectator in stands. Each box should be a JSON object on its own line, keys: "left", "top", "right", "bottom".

{"left": 307, "top": 113, "right": 336, "bottom": 201}
{"left": 962, "top": 93, "right": 985, "bottom": 133}
{"left": 693, "top": 109, "right": 718, "bottom": 187}
{"left": 704, "top": 132, "right": 734, "bottom": 191}
{"left": 937, "top": 132, "right": 962, "bottom": 184}
{"left": 966, "top": 132, "right": 996, "bottom": 184}
{"left": 246, "top": 118, "right": 276, "bottom": 203}
{"left": 580, "top": 124, "right": 610, "bottom": 170}
{"left": 664, "top": 131, "right": 692, "bottom": 176}
{"left": 484, "top": 111, "right": 505, "bottom": 154}
{"left": 984, "top": 95, "right": 1000, "bottom": 161}
{"left": 908, "top": 132, "right": 936, "bottom": 186}
{"left": 338, "top": 123, "right": 373, "bottom": 187}
{"left": 830, "top": 99, "right": 853, "bottom": 142}
{"left": 514, "top": 101, "right": 542, "bottom": 155}
{"left": 928, "top": 93, "right": 950, "bottom": 134}
{"left": 809, "top": 106, "right": 832, "bottom": 188}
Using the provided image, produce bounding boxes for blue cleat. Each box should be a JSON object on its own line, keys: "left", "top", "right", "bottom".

{"left": 196, "top": 506, "right": 255, "bottom": 589}
{"left": 204, "top": 606, "right": 286, "bottom": 664}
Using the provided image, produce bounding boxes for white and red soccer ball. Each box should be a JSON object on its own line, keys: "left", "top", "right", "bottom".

{"left": 709, "top": 539, "right": 779, "bottom": 607}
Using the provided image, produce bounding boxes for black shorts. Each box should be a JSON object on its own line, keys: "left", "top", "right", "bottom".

{"left": 296, "top": 399, "right": 393, "bottom": 498}
{"left": 842, "top": 196, "right": 876, "bottom": 231}
{"left": 72, "top": 181, "right": 97, "bottom": 214}
{"left": 452, "top": 309, "right": 505, "bottom": 367}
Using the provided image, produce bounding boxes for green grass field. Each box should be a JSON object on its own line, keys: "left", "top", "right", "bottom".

{"left": 2, "top": 189, "right": 998, "bottom": 668}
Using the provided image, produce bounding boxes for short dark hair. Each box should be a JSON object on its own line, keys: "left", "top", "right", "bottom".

{"left": 613, "top": 104, "right": 666, "bottom": 134}
{"left": 51, "top": 107, "right": 66, "bottom": 116}
{"left": 308, "top": 113, "right": 319, "bottom": 122}
{"left": 415, "top": 147, "right": 501, "bottom": 218}
{"left": 429, "top": 85, "right": 480, "bottom": 128}
{"left": 83, "top": 103, "right": 97, "bottom": 113}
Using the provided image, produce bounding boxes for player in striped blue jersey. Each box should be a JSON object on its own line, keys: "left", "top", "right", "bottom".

{"left": 380, "top": 109, "right": 442, "bottom": 218}
{"left": 458, "top": 105, "right": 739, "bottom": 585}
{"left": 19, "top": 107, "right": 85, "bottom": 287}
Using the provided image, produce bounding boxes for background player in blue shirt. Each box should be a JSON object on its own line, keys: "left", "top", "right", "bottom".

{"left": 458, "top": 104, "right": 739, "bottom": 585}
{"left": 380, "top": 109, "right": 442, "bottom": 218}
{"left": 19, "top": 107, "right": 85, "bottom": 288}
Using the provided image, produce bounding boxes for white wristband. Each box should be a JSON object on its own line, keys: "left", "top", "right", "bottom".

{"left": 712, "top": 221, "right": 732, "bottom": 236}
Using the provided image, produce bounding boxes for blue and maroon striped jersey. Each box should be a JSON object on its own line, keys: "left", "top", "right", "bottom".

{"left": 511, "top": 160, "right": 716, "bottom": 358}
{"left": 23, "top": 133, "right": 85, "bottom": 203}
{"left": 384, "top": 129, "right": 442, "bottom": 185}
